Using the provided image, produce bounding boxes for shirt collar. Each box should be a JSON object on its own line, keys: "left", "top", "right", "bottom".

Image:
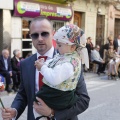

{"left": 15, "top": 57, "right": 20, "bottom": 62}
{"left": 37, "top": 46, "right": 54, "bottom": 59}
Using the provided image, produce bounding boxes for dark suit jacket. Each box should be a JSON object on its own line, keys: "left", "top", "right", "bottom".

{"left": 0, "top": 55, "right": 12, "bottom": 73}
{"left": 11, "top": 56, "right": 20, "bottom": 71}
{"left": 104, "top": 40, "right": 118, "bottom": 51}
{"left": 11, "top": 53, "right": 90, "bottom": 120}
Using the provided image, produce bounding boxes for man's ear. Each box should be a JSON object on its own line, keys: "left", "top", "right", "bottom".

{"left": 52, "top": 29, "right": 55, "bottom": 35}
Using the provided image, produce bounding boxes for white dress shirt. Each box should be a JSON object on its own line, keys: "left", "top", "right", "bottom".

{"left": 40, "top": 59, "right": 74, "bottom": 86}
{"left": 35, "top": 46, "right": 54, "bottom": 92}
{"left": 91, "top": 49, "right": 103, "bottom": 62}
{"left": 3, "top": 58, "right": 8, "bottom": 70}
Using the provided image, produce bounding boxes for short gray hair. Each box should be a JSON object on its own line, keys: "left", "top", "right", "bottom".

{"left": 13, "top": 49, "right": 20, "bottom": 56}
{"left": 2, "top": 49, "right": 9, "bottom": 55}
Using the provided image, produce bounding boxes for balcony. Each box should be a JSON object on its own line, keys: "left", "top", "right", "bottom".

{"left": 93, "top": 0, "right": 120, "bottom": 5}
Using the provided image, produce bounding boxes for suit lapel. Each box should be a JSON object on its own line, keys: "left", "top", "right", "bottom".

{"left": 1, "top": 56, "right": 5, "bottom": 69}
{"left": 28, "top": 50, "right": 56, "bottom": 97}
{"left": 28, "top": 54, "right": 37, "bottom": 97}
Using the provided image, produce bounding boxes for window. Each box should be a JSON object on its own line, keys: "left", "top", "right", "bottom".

{"left": 22, "top": 19, "right": 32, "bottom": 58}
{"left": 96, "top": 15, "right": 105, "bottom": 46}
{"left": 53, "top": 21, "right": 65, "bottom": 31}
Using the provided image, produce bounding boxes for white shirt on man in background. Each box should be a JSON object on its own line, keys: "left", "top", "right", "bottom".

{"left": 91, "top": 49, "right": 103, "bottom": 62}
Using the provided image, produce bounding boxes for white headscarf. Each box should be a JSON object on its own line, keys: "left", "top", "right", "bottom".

{"left": 54, "top": 24, "right": 89, "bottom": 68}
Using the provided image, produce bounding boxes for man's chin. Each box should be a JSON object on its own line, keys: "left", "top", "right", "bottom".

{"left": 37, "top": 48, "right": 46, "bottom": 55}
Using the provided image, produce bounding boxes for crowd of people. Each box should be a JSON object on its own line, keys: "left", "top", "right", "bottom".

{"left": 0, "top": 49, "right": 32, "bottom": 93}
{"left": 86, "top": 35, "right": 120, "bottom": 80}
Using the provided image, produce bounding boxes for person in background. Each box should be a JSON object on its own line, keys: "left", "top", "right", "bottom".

{"left": 86, "top": 37, "right": 94, "bottom": 70}
{"left": 25, "top": 52, "right": 32, "bottom": 58}
{"left": 11, "top": 49, "right": 21, "bottom": 90}
{"left": 91, "top": 45, "right": 106, "bottom": 75}
{"left": 0, "top": 49, "right": 17, "bottom": 93}
{"left": 100, "top": 36, "right": 118, "bottom": 59}
{"left": 105, "top": 45, "right": 120, "bottom": 79}
{"left": 114, "top": 34, "right": 120, "bottom": 54}
{"left": 0, "top": 74, "right": 5, "bottom": 92}
{"left": 1, "top": 16, "right": 90, "bottom": 120}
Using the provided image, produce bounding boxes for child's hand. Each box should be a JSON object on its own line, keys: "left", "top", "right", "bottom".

{"left": 35, "top": 58, "right": 45, "bottom": 71}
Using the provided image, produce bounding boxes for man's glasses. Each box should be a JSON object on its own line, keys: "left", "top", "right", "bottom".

{"left": 30, "top": 32, "right": 49, "bottom": 40}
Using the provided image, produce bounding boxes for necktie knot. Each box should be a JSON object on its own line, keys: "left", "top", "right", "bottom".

{"left": 38, "top": 56, "right": 47, "bottom": 61}
{"left": 38, "top": 56, "right": 47, "bottom": 89}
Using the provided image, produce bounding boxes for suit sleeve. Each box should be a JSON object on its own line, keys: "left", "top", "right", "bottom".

{"left": 54, "top": 65, "right": 90, "bottom": 120}
{"left": 113, "top": 39, "right": 118, "bottom": 51}
{"left": 11, "top": 61, "right": 27, "bottom": 119}
{"left": 0, "top": 60, "right": 8, "bottom": 72}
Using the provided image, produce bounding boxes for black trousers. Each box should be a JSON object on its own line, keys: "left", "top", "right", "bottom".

{"left": 92, "top": 60, "right": 106, "bottom": 73}
{"left": 13, "top": 71, "right": 21, "bottom": 87}
{"left": 0, "top": 71, "right": 17, "bottom": 90}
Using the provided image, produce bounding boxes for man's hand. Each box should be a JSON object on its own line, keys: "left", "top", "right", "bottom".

{"left": 33, "top": 97, "right": 53, "bottom": 117}
{"left": 102, "top": 61, "right": 105, "bottom": 63}
{"left": 1, "top": 108, "right": 17, "bottom": 120}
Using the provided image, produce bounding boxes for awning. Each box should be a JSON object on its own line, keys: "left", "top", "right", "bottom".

{"left": 14, "top": 0, "right": 73, "bottom": 21}
{"left": 34, "top": 0, "right": 76, "bottom": 4}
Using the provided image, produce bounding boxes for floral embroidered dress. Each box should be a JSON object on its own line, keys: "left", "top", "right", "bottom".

{"left": 35, "top": 51, "right": 81, "bottom": 110}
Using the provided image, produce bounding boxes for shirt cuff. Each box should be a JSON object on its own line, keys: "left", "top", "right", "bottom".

{"left": 12, "top": 108, "right": 17, "bottom": 120}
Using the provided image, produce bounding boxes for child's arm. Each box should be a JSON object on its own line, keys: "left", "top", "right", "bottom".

{"left": 40, "top": 62, "right": 74, "bottom": 86}
{"left": 35, "top": 58, "right": 45, "bottom": 71}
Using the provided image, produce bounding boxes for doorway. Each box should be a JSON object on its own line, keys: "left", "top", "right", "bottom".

{"left": 114, "top": 18, "right": 120, "bottom": 39}
{"left": 74, "top": 11, "right": 82, "bottom": 28}
{"left": 96, "top": 15, "right": 105, "bottom": 46}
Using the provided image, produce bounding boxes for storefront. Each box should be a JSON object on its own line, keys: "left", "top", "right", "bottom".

{"left": 11, "top": 0, "right": 73, "bottom": 58}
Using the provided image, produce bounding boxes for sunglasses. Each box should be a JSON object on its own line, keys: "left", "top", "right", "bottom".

{"left": 30, "top": 32, "right": 49, "bottom": 40}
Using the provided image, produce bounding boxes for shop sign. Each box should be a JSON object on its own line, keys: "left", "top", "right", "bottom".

{"left": 14, "top": 0, "right": 73, "bottom": 21}
{"left": 0, "top": 0, "right": 13, "bottom": 10}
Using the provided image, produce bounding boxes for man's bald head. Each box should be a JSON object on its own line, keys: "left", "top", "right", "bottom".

{"left": 30, "top": 16, "right": 53, "bottom": 32}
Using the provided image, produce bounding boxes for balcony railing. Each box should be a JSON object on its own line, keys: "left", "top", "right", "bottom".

{"left": 93, "top": 0, "right": 120, "bottom": 4}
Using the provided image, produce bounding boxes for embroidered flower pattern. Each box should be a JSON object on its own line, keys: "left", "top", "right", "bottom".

{"left": 71, "top": 58, "right": 78, "bottom": 68}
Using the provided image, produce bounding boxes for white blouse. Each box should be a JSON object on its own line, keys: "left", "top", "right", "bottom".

{"left": 40, "top": 60, "right": 74, "bottom": 86}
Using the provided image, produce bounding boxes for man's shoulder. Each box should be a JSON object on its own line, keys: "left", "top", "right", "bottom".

{"left": 21, "top": 53, "right": 37, "bottom": 64}
{"left": 0, "top": 55, "right": 3, "bottom": 61}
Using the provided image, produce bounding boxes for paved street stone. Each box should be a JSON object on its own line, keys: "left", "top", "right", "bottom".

{"left": 0, "top": 72, "right": 120, "bottom": 120}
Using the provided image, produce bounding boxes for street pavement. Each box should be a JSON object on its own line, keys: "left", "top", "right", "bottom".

{"left": 0, "top": 72, "right": 120, "bottom": 120}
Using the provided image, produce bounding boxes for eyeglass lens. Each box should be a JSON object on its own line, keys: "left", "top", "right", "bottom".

{"left": 30, "top": 32, "right": 49, "bottom": 39}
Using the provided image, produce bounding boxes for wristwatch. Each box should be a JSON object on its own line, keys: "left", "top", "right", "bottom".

{"left": 49, "top": 109, "right": 56, "bottom": 120}
{"left": 49, "top": 116, "right": 56, "bottom": 120}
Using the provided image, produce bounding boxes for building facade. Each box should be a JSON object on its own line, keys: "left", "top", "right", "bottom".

{"left": 1, "top": 0, "right": 120, "bottom": 57}
{"left": 0, "top": 0, "right": 13, "bottom": 53}
{"left": 108, "top": 3, "right": 120, "bottom": 39}
{"left": 73, "top": 0, "right": 108, "bottom": 46}
{"left": 11, "top": 0, "right": 73, "bottom": 58}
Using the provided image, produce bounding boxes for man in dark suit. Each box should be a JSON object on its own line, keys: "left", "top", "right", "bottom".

{"left": 11, "top": 49, "right": 21, "bottom": 90}
{"left": 0, "top": 49, "right": 17, "bottom": 92}
{"left": 1, "top": 16, "right": 90, "bottom": 120}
